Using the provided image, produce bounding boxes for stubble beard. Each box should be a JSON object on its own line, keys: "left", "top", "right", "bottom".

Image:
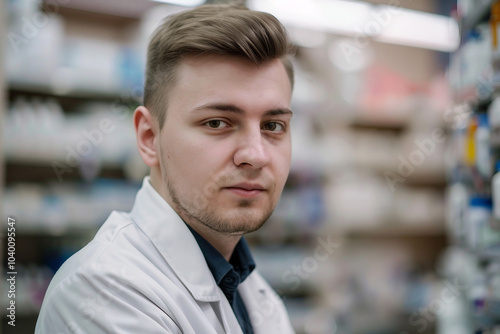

{"left": 159, "top": 134, "right": 276, "bottom": 235}
{"left": 166, "top": 175, "right": 274, "bottom": 235}
{"left": 158, "top": 148, "right": 276, "bottom": 235}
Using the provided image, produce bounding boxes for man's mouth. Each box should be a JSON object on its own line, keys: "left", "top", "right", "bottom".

{"left": 223, "top": 183, "right": 266, "bottom": 198}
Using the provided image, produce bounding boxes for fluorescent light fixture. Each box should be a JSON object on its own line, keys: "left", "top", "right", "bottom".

{"left": 248, "top": 0, "right": 460, "bottom": 52}
{"left": 151, "top": 0, "right": 205, "bottom": 7}
{"left": 249, "top": 0, "right": 371, "bottom": 35}
{"left": 374, "top": 6, "right": 460, "bottom": 52}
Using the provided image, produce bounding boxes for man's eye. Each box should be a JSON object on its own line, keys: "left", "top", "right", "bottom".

{"left": 205, "top": 120, "right": 229, "bottom": 129}
{"left": 263, "top": 122, "right": 284, "bottom": 132}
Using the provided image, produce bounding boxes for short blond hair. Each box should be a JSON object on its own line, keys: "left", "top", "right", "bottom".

{"left": 144, "top": 4, "right": 295, "bottom": 128}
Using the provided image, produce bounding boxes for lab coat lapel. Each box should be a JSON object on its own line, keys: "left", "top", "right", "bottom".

{"left": 129, "top": 177, "right": 220, "bottom": 302}
{"left": 239, "top": 272, "right": 292, "bottom": 334}
{"left": 129, "top": 178, "right": 246, "bottom": 334}
{"left": 212, "top": 298, "right": 245, "bottom": 334}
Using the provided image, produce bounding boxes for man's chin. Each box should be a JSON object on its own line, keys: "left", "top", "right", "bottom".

{"left": 209, "top": 210, "right": 272, "bottom": 234}
{"left": 213, "top": 224, "right": 263, "bottom": 235}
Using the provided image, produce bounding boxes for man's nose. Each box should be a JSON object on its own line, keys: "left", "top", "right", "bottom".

{"left": 233, "top": 128, "right": 271, "bottom": 169}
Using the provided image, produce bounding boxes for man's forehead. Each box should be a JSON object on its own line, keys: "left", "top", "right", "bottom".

{"left": 177, "top": 54, "right": 289, "bottom": 82}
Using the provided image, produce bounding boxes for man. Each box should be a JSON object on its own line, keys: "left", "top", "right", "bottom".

{"left": 36, "top": 4, "right": 295, "bottom": 333}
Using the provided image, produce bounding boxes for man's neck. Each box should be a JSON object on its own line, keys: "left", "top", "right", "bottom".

{"left": 186, "top": 221, "right": 242, "bottom": 261}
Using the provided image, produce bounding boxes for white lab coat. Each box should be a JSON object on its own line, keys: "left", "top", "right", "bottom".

{"left": 35, "top": 177, "right": 295, "bottom": 334}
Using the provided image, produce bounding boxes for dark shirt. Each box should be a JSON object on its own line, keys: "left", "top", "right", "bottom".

{"left": 186, "top": 225, "right": 255, "bottom": 334}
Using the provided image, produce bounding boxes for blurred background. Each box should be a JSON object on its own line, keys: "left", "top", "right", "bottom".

{"left": 0, "top": 0, "right": 498, "bottom": 333}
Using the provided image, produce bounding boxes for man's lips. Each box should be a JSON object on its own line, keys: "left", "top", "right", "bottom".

{"left": 227, "top": 183, "right": 266, "bottom": 191}
{"left": 223, "top": 183, "right": 266, "bottom": 198}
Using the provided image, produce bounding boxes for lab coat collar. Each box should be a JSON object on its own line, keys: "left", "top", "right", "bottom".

{"left": 129, "top": 176, "right": 221, "bottom": 302}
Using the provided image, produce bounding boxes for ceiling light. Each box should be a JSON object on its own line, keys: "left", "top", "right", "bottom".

{"left": 248, "top": 0, "right": 460, "bottom": 52}
{"left": 151, "top": 0, "right": 205, "bottom": 7}
{"left": 374, "top": 6, "right": 460, "bottom": 52}
{"left": 249, "top": 0, "right": 371, "bottom": 35}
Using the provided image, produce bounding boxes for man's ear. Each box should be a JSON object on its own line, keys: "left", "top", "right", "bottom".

{"left": 134, "top": 106, "right": 159, "bottom": 167}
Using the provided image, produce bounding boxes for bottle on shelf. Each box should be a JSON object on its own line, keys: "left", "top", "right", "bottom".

{"left": 446, "top": 182, "right": 469, "bottom": 245}
{"left": 491, "top": 1, "right": 500, "bottom": 57}
{"left": 467, "top": 196, "right": 493, "bottom": 251}
{"left": 475, "top": 113, "right": 492, "bottom": 179}
{"left": 465, "top": 115, "right": 478, "bottom": 167}
{"left": 488, "top": 97, "right": 500, "bottom": 145}
{"left": 492, "top": 161, "right": 500, "bottom": 221}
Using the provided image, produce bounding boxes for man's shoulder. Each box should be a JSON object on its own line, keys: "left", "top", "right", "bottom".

{"left": 35, "top": 211, "right": 186, "bottom": 334}
{"left": 37, "top": 210, "right": 183, "bottom": 320}
{"left": 43, "top": 211, "right": 159, "bottom": 298}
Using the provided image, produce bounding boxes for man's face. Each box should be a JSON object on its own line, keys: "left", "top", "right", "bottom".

{"left": 157, "top": 54, "right": 292, "bottom": 235}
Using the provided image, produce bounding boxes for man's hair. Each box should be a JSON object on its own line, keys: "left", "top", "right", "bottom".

{"left": 144, "top": 4, "right": 295, "bottom": 128}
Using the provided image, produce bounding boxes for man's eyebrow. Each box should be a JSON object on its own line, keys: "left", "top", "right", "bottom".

{"left": 192, "top": 103, "right": 293, "bottom": 116}
{"left": 265, "top": 108, "right": 293, "bottom": 117}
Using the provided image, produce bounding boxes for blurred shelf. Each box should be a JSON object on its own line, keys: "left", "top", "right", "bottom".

{"left": 1, "top": 224, "right": 99, "bottom": 237}
{"left": 335, "top": 223, "right": 445, "bottom": 237}
{"left": 346, "top": 156, "right": 446, "bottom": 186}
{"left": 249, "top": 219, "right": 446, "bottom": 242}
{"left": 476, "top": 246, "right": 500, "bottom": 261}
{"left": 42, "top": 0, "right": 157, "bottom": 20}
{"left": 490, "top": 131, "right": 500, "bottom": 148}
{"left": 8, "top": 80, "right": 134, "bottom": 103}
{"left": 484, "top": 298, "right": 500, "bottom": 320}
{"left": 453, "top": 86, "right": 494, "bottom": 112}
{"left": 349, "top": 117, "right": 408, "bottom": 134}
{"left": 462, "top": 0, "right": 493, "bottom": 36}
{"left": 6, "top": 156, "right": 125, "bottom": 168}
{"left": 5, "top": 159, "right": 126, "bottom": 184}
{"left": 404, "top": 174, "right": 447, "bottom": 189}
{"left": 273, "top": 285, "right": 316, "bottom": 299}
{"left": 370, "top": 167, "right": 447, "bottom": 189}
{"left": 246, "top": 230, "right": 324, "bottom": 247}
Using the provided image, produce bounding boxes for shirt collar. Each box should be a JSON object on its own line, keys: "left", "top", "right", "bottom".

{"left": 186, "top": 224, "right": 256, "bottom": 286}
{"left": 129, "top": 177, "right": 221, "bottom": 302}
